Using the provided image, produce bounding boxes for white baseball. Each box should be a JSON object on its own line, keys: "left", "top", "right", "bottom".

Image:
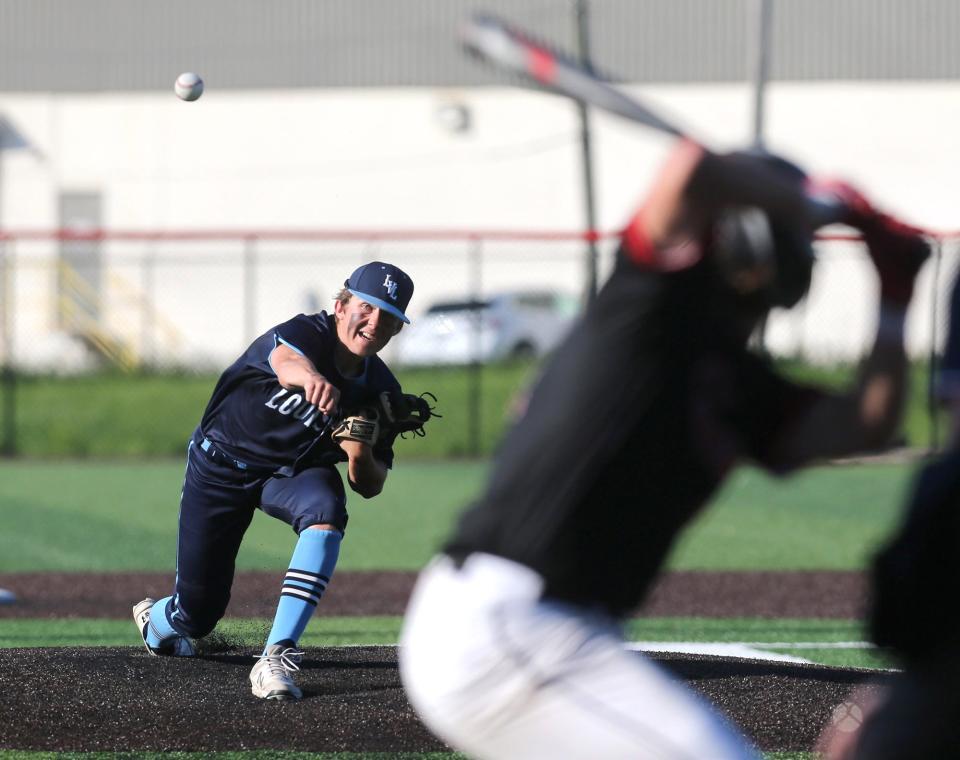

{"left": 174, "top": 72, "right": 204, "bottom": 101}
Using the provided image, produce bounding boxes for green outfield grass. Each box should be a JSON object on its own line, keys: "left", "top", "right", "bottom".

{"left": 6, "top": 360, "right": 943, "bottom": 459}
{"left": 0, "top": 460, "right": 483, "bottom": 571}
{"left": 9, "top": 362, "right": 540, "bottom": 459}
{"left": 0, "top": 459, "right": 915, "bottom": 572}
{"left": 669, "top": 461, "right": 916, "bottom": 570}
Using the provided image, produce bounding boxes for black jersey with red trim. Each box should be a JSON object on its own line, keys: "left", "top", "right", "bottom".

{"left": 198, "top": 311, "right": 400, "bottom": 472}
{"left": 444, "top": 245, "right": 822, "bottom": 617}
{"left": 937, "top": 273, "right": 960, "bottom": 402}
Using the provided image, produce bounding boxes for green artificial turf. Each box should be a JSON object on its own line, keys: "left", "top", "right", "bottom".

{"left": 6, "top": 360, "right": 941, "bottom": 459}
{"left": 0, "top": 754, "right": 467, "bottom": 760}
{"left": 0, "top": 753, "right": 809, "bottom": 760}
{"left": 0, "top": 460, "right": 914, "bottom": 572}
{"left": 624, "top": 616, "right": 868, "bottom": 642}
{"left": 668, "top": 462, "right": 915, "bottom": 570}
{"left": 0, "top": 460, "right": 484, "bottom": 572}
{"left": 624, "top": 617, "right": 893, "bottom": 670}
{"left": 9, "top": 362, "right": 540, "bottom": 459}
{"left": 0, "top": 615, "right": 891, "bottom": 671}
{"left": 0, "top": 617, "right": 404, "bottom": 649}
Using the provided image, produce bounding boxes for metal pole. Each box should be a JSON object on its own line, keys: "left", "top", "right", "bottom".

{"left": 928, "top": 238, "right": 944, "bottom": 451}
{"left": 749, "top": 0, "right": 773, "bottom": 150}
{"left": 141, "top": 244, "right": 155, "bottom": 367}
{"left": 750, "top": 0, "right": 774, "bottom": 353}
{"left": 575, "top": 0, "right": 600, "bottom": 305}
{"left": 0, "top": 130, "right": 15, "bottom": 457}
{"left": 243, "top": 236, "right": 257, "bottom": 344}
{"left": 468, "top": 237, "right": 483, "bottom": 456}
{"left": 1, "top": 240, "right": 16, "bottom": 458}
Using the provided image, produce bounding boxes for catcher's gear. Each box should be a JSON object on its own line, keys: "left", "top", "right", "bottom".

{"left": 332, "top": 390, "right": 440, "bottom": 447}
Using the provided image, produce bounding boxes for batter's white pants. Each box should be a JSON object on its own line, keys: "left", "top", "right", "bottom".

{"left": 399, "top": 553, "right": 759, "bottom": 760}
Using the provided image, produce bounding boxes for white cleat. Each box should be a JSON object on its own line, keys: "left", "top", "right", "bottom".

{"left": 132, "top": 597, "right": 195, "bottom": 657}
{"left": 250, "top": 643, "right": 305, "bottom": 701}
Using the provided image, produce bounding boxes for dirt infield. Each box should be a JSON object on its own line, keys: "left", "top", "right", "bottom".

{"left": 0, "top": 570, "right": 883, "bottom": 753}
{"left": 0, "top": 645, "right": 890, "bottom": 753}
{"left": 0, "top": 568, "right": 870, "bottom": 619}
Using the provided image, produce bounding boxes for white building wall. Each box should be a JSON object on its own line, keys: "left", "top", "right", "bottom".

{"left": 1, "top": 81, "right": 958, "bottom": 367}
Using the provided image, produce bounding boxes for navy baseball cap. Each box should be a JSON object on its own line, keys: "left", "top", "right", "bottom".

{"left": 344, "top": 261, "right": 414, "bottom": 324}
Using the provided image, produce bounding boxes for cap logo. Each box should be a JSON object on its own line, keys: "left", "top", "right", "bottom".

{"left": 383, "top": 274, "right": 399, "bottom": 301}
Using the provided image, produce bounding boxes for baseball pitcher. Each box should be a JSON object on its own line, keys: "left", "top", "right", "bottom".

{"left": 133, "top": 261, "right": 436, "bottom": 700}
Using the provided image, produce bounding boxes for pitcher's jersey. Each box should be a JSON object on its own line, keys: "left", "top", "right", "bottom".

{"left": 198, "top": 311, "right": 400, "bottom": 472}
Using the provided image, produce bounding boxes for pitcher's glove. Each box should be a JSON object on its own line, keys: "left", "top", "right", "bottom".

{"left": 331, "top": 409, "right": 381, "bottom": 447}
{"left": 332, "top": 391, "right": 440, "bottom": 448}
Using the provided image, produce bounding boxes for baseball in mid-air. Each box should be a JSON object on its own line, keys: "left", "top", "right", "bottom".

{"left": 174, "top": 72, "right": 204, "bottom": 101}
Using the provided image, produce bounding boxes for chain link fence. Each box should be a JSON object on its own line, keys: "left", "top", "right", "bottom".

{"left": 3, "top": 229, "right": 958, "bottom": 369}
{"left": 0, "top": 230, "right": 611, "bottom": 371}
{"left": 1, "top": 228, "right": 958, "bottom": 455}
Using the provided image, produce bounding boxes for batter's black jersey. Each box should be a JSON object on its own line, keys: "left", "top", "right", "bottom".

{"left": 937, "top": 271, "right": 960, "bottom": 402}
{"left": 869, "top": 443, "right": 960, "bottom": 657}
{"left": 198, "top": 311, "right": 400, "bottom": 473}
{"left": 445, "top": 249, "right": 822, "bottom": 617}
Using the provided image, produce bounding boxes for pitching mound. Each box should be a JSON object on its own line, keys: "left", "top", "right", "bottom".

{"left": 0, "top": 645, "right": 892, "bottom": 753}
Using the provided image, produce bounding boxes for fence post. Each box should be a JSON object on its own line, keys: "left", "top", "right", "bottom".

{"left": 748, "top": 0, "right": 774, "bottom": 354}
{"left": 244, "top": 236, "right": 257, "bottom": 344}
{"left": 141, "top": 243, "right": 155, "bottom": 367}
{"left": 468, "top": 236, "right": 483, "bottom": 457}
{"left": 574, "top": 0, "right": 599, "bottom": 306}
{"left": 928, "top": 237, "right": 944, "bottom": 451}
{"left": 1, "top": 239, "right": 16, "bottom": 457}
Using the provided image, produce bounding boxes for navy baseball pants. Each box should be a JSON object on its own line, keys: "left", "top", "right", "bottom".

{"left": 168, "top": 436, "right": 348, "bottom": 639}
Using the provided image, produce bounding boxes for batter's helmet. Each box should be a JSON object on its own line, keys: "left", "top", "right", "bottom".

{"left": 712, "top": 154, "right": 815, "bottom": 309}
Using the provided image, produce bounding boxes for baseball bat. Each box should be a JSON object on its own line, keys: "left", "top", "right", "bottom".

{"left": 460, "top": 13, "right": 691, "bottom": 142}
{"left": 459, "top": 12, "right": 846, "bottom": 227}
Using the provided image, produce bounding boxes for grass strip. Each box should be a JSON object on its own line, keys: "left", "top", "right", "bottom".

{"left": 0, "top": 617, "right": 404, "bottom": 649}
{"left": 9, "top": 360, "right": 941, "bottom": 458}
{"left": 0, "top": 754, "right": 467, "bottom": 760}
{"left": 1, "top": 460, "right": 913, "bottom": 572}
{"left": 0, "top": 754, "right": 817, "bottom": 760}
{"left": 0, "top": 616, "right": 892, "bottom": 671}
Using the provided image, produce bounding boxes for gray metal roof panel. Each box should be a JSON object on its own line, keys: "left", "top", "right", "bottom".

{"left": 1, "top": 0, "right": 958, "bottom": 92}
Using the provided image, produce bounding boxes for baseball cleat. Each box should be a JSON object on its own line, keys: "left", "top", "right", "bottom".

{"left": 250, "top": 642, "right": 305, "bottom": 700}
{"left": 132, "top": 597, "right": 195, "bottom": 657}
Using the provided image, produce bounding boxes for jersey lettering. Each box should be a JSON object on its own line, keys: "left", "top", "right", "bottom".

{"left": 264, "top": 385, "right": 325, "bottom": 431}
{"left": 265, "top": 388, "right": 288, "bottom": 409}
{"left": 278, "top": 393, "right": 303, "bottom": 415}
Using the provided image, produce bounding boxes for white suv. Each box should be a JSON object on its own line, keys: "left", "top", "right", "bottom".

{"left": 394, "top": 291, "right": 578, "bottom": 367}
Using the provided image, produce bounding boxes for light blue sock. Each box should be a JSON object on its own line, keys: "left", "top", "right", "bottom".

{"left": 145, "top": 596, "right": 180, "bottom": 648}
{"left": 266, "top": 528, "right": 342, "bottom": 649}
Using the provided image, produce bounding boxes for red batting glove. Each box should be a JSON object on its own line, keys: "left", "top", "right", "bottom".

{"left": 809, "top": 179, "right": 930, "bottom": 307}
